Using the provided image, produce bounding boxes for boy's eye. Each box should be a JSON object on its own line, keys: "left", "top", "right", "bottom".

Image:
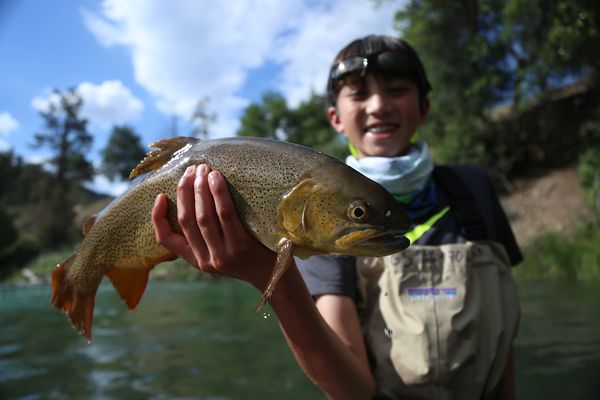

{"left": 348, "top": 88, "right": 367, "bottom": 97}
{"left": 387, "top": 85, "right": 410, "bottom": 94}
{"left": 344, "top": 84, "right": 367, "bottom": 98}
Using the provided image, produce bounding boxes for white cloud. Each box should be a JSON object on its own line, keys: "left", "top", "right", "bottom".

{"left": 82, "top": 0, "right": 302, "bottom": 137}
{"left": 0, "top": 112, "right": 19, "bottom": 150}
{"left": 31, "top": 80, "right": 144, "bottom": 128}
{"left": 27, "top": 154, "right": 50, "bottom": 165}
{"left": 78, "top": 80, "right": 144, "bottom": 128}
{"left": 273, "top": 1, "right": 400, "bottom": 107}
{"left": 0, "top": 111, "right": 19, "bottom": 136}
{"left": 82, "top": 0, "right": 403, "bottom": 137}
{"left": 0, "top": 139, "right": 9, "bottom": 151}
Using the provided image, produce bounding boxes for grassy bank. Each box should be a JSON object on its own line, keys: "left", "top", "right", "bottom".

{"left": 7, "top": 216, "right": 599, "bottom": 284}
{"left": 513, "top": 217, "right": 600, "bottom": 281}
{"left": 7, "top": 246, "right": 205, "bottom": 284}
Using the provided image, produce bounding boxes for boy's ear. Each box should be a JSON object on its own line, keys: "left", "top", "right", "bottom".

{"left": 327, "top": 106, "right": 344, "bottom": 133}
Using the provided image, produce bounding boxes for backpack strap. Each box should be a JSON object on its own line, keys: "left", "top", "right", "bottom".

{"left": 432, "top": 165, "right": 488, "bottom": 241}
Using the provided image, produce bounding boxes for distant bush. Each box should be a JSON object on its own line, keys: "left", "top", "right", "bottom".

{"left": 7, "top": 246, "right": 205, "bottom": 284}
{"left": 514, "top": 216, "right": 600, "bottom": 281}
{"left": 577, "top": 146, "right": 600, "bottom": 213}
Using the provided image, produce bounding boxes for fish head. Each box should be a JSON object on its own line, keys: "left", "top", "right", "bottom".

{"left": 277, "top": 163, "right": 412, "bottom": 257}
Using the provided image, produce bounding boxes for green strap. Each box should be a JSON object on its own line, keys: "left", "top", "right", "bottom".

{"left": 404, "top": 206, "right": 450, "bottom": 245}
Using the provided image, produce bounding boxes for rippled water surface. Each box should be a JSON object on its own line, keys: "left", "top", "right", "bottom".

{"left": 1, "top": 280, "right": 599, "bottom": 399}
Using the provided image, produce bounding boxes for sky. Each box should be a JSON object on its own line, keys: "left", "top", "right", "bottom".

{"left": 0, "top": 0, "right": 403, "bottom": 195}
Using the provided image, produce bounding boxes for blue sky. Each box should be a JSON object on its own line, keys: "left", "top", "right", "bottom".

{"left": 0, "top": 0, "right": 402, "bottom": 195}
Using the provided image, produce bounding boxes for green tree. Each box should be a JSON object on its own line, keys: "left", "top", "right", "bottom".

{"left": 33, "top": 88, "right": 94, "bottom": 190}
{"left": 396, "top": 0, "right": 600, "bottom": 176}
{"left": 237, "top": 92, "right": 347, "bottom": 159}
{"left": 0, "top": 152, "right": 44, "bottom": 276}
{"left": 0, "top": 204, "right": 19, "bottom": 278}
{"left": 502, "top": 0, "right": 599, "bottom": 106}
{"left": 396, "top": 0, "right": 512, "bottom": 165}
{"left": 33, "top": 87, "right": 94, "bottom": 248}
{"left": 237, "top": 92, "right": 288, "bottom": 139}
{"left": 0, "top": 205, "right": 17, "bottom": 253}
{"left": 0, "top": 151, "right": 19, "bottom": 201}
{"left": 101, "top": 125, "right": 147, "bottom": 181}
{"left": 284, "top": 93, "right": 348, "bottom": 160}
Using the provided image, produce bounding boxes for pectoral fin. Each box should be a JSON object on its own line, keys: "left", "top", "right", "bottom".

{"left": 255, "top": 238, "right": 295, "bottom": 311}
{"left": 277, "top": 178, "right": 316, "bottom": 238}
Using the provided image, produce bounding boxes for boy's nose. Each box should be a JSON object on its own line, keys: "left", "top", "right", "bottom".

{"left": 366, "top": 92, "right": 388, "bottom": 115}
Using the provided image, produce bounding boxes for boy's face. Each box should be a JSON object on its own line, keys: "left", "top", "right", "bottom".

{"left": 328, "top": 74, "right": 429, "bottom": 158}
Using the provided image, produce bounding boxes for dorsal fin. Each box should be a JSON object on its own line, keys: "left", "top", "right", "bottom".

{"left": 129, "top": 136, "right": 199, "bottom": 179}
{"left": 82, "top": 215, "right": 96, "bottom": 236}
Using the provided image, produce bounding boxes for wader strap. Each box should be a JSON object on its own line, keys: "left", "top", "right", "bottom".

{"left": 433, "top": 166, "right": 487, "bottom": 241}
{"left": 405, "top": 206, "right": 450, "bottom": 244}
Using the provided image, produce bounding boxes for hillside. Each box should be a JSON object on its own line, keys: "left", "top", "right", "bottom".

{"left": 501, "top": 167, "right": 592, "bottom": 246}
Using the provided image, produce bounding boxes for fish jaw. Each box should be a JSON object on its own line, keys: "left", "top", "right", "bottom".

{"left": 335, "top": 229, "right": 411, "bottom": 256}
{"left": 334, "top": 228, "right": 410, "bottom": 256}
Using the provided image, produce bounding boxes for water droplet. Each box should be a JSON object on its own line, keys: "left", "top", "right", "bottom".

{"left": 384, "top": 328, "right": 393, "bottom": 338}
{"left": 384, "top": 291, "right": 389, "bottom": 296}
{"left": 262, "top": 312, "right": 271, "bottom": 319}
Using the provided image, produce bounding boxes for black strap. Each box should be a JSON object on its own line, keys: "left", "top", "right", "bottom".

{"left": 432, "top": 165, "right": 488, "bottom": 241}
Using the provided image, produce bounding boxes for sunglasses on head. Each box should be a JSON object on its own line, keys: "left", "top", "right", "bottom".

{"left": 329, "top": 50, "right": 426, "bottom": 88}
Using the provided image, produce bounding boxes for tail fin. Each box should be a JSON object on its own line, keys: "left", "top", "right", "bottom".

{"left": 51, "top": 254, "right": 99, "bottom": 342}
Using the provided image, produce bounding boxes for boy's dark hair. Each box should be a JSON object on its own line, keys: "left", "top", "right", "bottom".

{"left": 326, "top": 35, "right": 431, "bottom": 107}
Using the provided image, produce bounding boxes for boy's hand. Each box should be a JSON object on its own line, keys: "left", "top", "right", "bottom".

{"left": 151, "top": 164, "right": 275, "bottom": 290}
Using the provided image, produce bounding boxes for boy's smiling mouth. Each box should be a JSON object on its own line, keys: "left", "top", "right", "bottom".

{"left": 365, "top": 123, "right": 399, "bottom": 134}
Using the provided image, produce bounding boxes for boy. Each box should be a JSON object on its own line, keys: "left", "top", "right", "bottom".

{"left": 152, "top": 35, "right": 521, "bottom": 399}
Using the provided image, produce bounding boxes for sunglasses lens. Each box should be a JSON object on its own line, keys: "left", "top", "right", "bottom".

{"left": 331, "top": 56, "right": 367, "bottom": 80}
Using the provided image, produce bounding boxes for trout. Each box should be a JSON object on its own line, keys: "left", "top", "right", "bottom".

{"left": 51, "top": 136, "right": 412, "bottom": 340}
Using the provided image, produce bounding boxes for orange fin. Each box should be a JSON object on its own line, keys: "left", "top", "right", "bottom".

{"left": 255, "top": 238, "right": 295, "bottom": 311}
{"left": 106, "top": 267, "right": 151, "bottom": 310}
{"left": 129, "top": 136, "right": 199, "bottom": 179}
{"left": 82, "top": 215, "right": 96, "bottom": 236}
{"left": 51, "top": 254, "right": 100, "bottom": 342}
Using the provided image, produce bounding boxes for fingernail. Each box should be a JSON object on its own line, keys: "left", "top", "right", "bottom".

{"left": 184, "top": 165, "right": 194, "bottom": 175}
{"left": 197, "top": 164, "right": 209, "bottom": 177}
{"left": 208, "top": 171, "right": 219, "bottom": 187}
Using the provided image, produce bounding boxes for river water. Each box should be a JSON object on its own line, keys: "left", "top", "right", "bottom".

{"left": 1, "top": 280, "right": 599, "bottom": 399}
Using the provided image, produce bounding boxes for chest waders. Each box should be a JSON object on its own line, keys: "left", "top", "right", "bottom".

{"left": 356, "top": 167, "right": 520, "bottom": 400}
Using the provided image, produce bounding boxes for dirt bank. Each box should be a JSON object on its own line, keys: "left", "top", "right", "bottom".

{"left": 501, "top": 167, "right": 593, "bottom": 246}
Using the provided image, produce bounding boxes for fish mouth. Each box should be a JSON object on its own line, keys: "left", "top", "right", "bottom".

{"left": 335, "top": 228, "right": 409, "bottom": 252}
{"left": 361, "top": 232, "right": 410, "bottom": 248}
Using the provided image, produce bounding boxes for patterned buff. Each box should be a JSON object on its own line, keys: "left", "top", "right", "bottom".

{"left": 345, "top": 142, "right": 438, "bottom": 220}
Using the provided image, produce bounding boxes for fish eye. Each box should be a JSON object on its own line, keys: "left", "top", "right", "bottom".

{"left": 348, "top": 201, "right": 368, "bottom": 222}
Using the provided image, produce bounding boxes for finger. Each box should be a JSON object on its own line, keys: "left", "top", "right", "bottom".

{"left": 207, "top": 170, "right": 249, "bottom": 246}
{"left": 177, "top": 166, "right": 209, "bottom": 263}
{"left": 151, "top": 194, "right": 198, "bottom": 266}
{"left": 194, "top": 164, "right": 225, "bottom": 255}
